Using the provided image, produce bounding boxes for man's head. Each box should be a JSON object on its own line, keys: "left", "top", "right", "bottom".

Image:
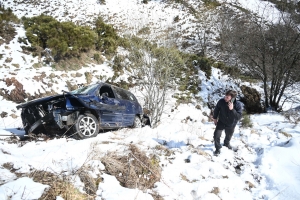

{"left": 224, "top": 90, "right": 237, "bottom": 102}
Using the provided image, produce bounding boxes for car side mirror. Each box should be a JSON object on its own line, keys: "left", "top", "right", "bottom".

{"left": 101, "top": 92, "right": 109, "bottom": 100}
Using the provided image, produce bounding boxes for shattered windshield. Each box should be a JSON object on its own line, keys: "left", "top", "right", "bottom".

{"left": 70, "top": 84, "right": 99, "bottom": 95}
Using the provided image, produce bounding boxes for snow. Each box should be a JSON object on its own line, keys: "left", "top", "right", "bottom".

{"left": 1, "top": 102, "right": 300, "bottom": 199}
{"left": 221, "top": 0, "right": 282, "bottom": 22}
{"left": 260, "top": 137, "right": 300, "bottom": 200}
{"left": 0, "top": 177, "right": 48, "bottom": 200}
{"left": 0, "top": 0, "right": 300, "bottom": 199}
{"left": 96, "top": 174, "right": 154, "bottom": 200}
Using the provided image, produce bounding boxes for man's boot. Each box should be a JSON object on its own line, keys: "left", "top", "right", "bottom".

{"left": 223, "top": 143, "right": 232, "bottom": 150}
{"left": 213, "top": 149, "right": 221, "bottom": 155}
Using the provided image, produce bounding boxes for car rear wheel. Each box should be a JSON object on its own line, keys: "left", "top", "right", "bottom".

{"left": 132, "top": 116, "right": 142, "bottom": 128}
{"left": 73, "top": 113, "right": 99, "bottom": 139}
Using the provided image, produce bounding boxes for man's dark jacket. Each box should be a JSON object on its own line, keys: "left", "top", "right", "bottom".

{"left": 213, "top": 98, "right": 243, "bottom": 129}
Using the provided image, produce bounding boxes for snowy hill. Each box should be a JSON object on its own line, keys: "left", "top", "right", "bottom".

{"left": 1, "top": 0, "right": 300, "bottom": 200}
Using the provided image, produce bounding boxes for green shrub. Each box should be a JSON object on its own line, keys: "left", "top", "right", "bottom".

{"left": 213, "top": 61, "right": 259, "bottom": 83}
{"left": 93, "top": 53, "right": 101, "bottom": 63}
{"left": 241, "top": 111, "right": 253, "bottom": 128}
{"left": 202, "top": 0, "right": 221, "bottom": 8}
{"left": 184, "top": 53, "right": 212, "bottom": 78}
{"left": 95, "top": 17, "right": 119, "bottom": 55}
{"left": 112, "top": 55, "right": 125, "bottom": 73}
{"left": 22, "top": 15, "right": 96, "bottom": 60}
{"left": 0, "top": 6, "right": 19, "bottom": 44}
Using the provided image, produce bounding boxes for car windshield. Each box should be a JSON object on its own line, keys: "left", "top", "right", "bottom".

{"left": 71, "top": 84, "right": 98, "bottom": 95}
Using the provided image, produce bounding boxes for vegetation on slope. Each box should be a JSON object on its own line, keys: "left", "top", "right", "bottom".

{"left": 0, "top": 5, "right": 19, "bottom": 45}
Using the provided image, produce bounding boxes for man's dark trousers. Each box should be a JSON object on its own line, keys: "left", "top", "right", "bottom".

{"left": 213, "top": 126, "right": 235, "bottom": 150}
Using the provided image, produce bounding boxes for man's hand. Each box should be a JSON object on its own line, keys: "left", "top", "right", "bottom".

{"left": 228, "top": 102, "right": 233, "bottom": 110}
{"left": 213, "top": 119, "right": 217, "bottom": 125}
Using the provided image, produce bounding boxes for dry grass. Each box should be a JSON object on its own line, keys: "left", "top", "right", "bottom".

{"left": 1, "top": 141, "right": 105, "bottom": 199}
{"left": 149, "top": 191, "right": 164, "bottom": 200}
{"left": 180, "top": 174, "right": 198, "bottom": 183}
{"left": 245, "top": 181, "right": 256, "bottom": 189}
{"left": 210, "top": 187, "right": 220, "bottom": 195}
{"left": 280, "top": 131, "right": 292, "bottom": 138}
{"left": 189, "top": 147, "right": 212, "bottom": 160}
{"left": 154, "top": 144, "right": 175, "bottom": 157}
{"left": 250, "top": 129, "right": 259, "bottom": 135}
{"left": 101, "top": 144, "right": 161, "bottom": 191}
{"left": 29, "top": 170, "right": 92, "bottom": 200}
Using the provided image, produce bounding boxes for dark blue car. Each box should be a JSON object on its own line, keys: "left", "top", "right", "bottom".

{"left": 16, "top": 82, "right": 150, "bottom": 139}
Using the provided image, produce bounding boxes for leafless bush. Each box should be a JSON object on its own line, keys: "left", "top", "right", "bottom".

{"left": 283, "top": 109, "right": 300, "bottom": 124}
{"left": 125, "top": 37, "right": 184, "bottom": 126}
{"left": 219, "top": 5, "right": 300, "bottom": 111}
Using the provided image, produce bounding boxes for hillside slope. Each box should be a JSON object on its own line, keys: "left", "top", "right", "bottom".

{"left": 1, "top": 0, "right": 300, "bottom": 200}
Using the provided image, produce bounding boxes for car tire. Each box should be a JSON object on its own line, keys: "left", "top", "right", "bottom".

{"left": 73, "top": 113, "right": 99, "bottom": 139}
{"left": 132, "top": 116, "right": 142, "bottom": 128}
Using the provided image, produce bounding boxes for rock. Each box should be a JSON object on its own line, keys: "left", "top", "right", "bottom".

{"left": 49, "top": 73, "right": 56, "bottom": 79}
{"left": 10, "top": 113, "right": 18, "bottom": 119}
{"left": 1, "top": 111, "right": 8, "bottom": 118}
{"left": 195, "top": 105, "right": 201, "bottom": 110}
{"left": 70, "top": 73, "right": 76, "bottom": 78}
{"left": 61, "top": 73, "right": 68, "bottom": 78}
{"left": 245, "top": 181, "right": 256, "bottom": 189}
{"left": 240, "top": 85, "right": 263, "bottom": 113}
{"left": 76, "top": 72, "right": 83, "bottom": 77}
{"left": 5, "top": 57, "right": 12, "bottom": 63}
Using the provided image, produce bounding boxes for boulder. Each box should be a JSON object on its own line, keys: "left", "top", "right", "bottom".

{"left": 240, "top": 85, "right": 263, "bottom": 113}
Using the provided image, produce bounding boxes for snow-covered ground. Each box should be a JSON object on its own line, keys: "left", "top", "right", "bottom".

{"left": 221, "top": 0, "right": 281, "bottom": 22}
{"left": 1, "top": 103, "right": 300, "bottom": 200}
{"left": 1, "top": 0, "right": 300, "bottom": 199}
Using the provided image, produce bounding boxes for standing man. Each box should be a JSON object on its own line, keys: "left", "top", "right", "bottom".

{"left": 212, "top": 90, "right": 242, "bottom": 155}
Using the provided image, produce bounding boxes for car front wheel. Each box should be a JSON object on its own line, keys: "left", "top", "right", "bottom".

{"left": 132, "top": 116, "right": 142, "bottom": 128}
{"left": 73, "top": 113, "right": 99, "bottom": 139}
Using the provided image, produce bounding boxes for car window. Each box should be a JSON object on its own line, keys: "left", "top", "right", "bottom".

{"left": 113, "top": 86, "right": 131, "bottom": 100}
{"left": 99, "top": 85, "right": 115, "bottom": 98}
{"left": 125, "top": 91, "right": 138, "bottom": 102}
{"left": 71, "top": 84, "right": 98, "bottom": 95}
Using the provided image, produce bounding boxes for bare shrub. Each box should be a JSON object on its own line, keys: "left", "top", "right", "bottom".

{"left": 283, "top": 110, "right": 300, "bottom": 124}
{"left": 78, "top": 170, "right": 97, "bottom": 196}
{"left": 29, "top": 170, "right": 91, "bottom": 200}
{"left": 125, "top": 37, "right": 185, "bottom": 126}
{"left": 220, "top": 8, "right": 300, "bottom": 111}
{"left": 279, "top": 131, "right": 292, "bottom": 138}
{"left": 101, "top": 144, "right": 161, "bottom": 191}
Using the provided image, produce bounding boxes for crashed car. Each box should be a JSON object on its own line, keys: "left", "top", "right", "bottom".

{"left": 16, "top": 82, "right": 150, "bottom": 139}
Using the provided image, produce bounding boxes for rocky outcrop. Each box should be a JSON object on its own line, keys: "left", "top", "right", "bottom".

{"left": 240, "top": 85, "right": 263, "bottom": 114}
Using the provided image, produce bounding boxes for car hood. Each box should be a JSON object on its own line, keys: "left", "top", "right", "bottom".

{"left": 16, "top": 94, "right": 91, "bottom": 109}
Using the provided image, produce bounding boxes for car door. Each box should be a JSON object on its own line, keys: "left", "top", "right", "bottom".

{"left": 94, "top": 85, "right": 125, "bottom": 127}
{"left": 112, "top": 86, "right": 136, "bottom": 127}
